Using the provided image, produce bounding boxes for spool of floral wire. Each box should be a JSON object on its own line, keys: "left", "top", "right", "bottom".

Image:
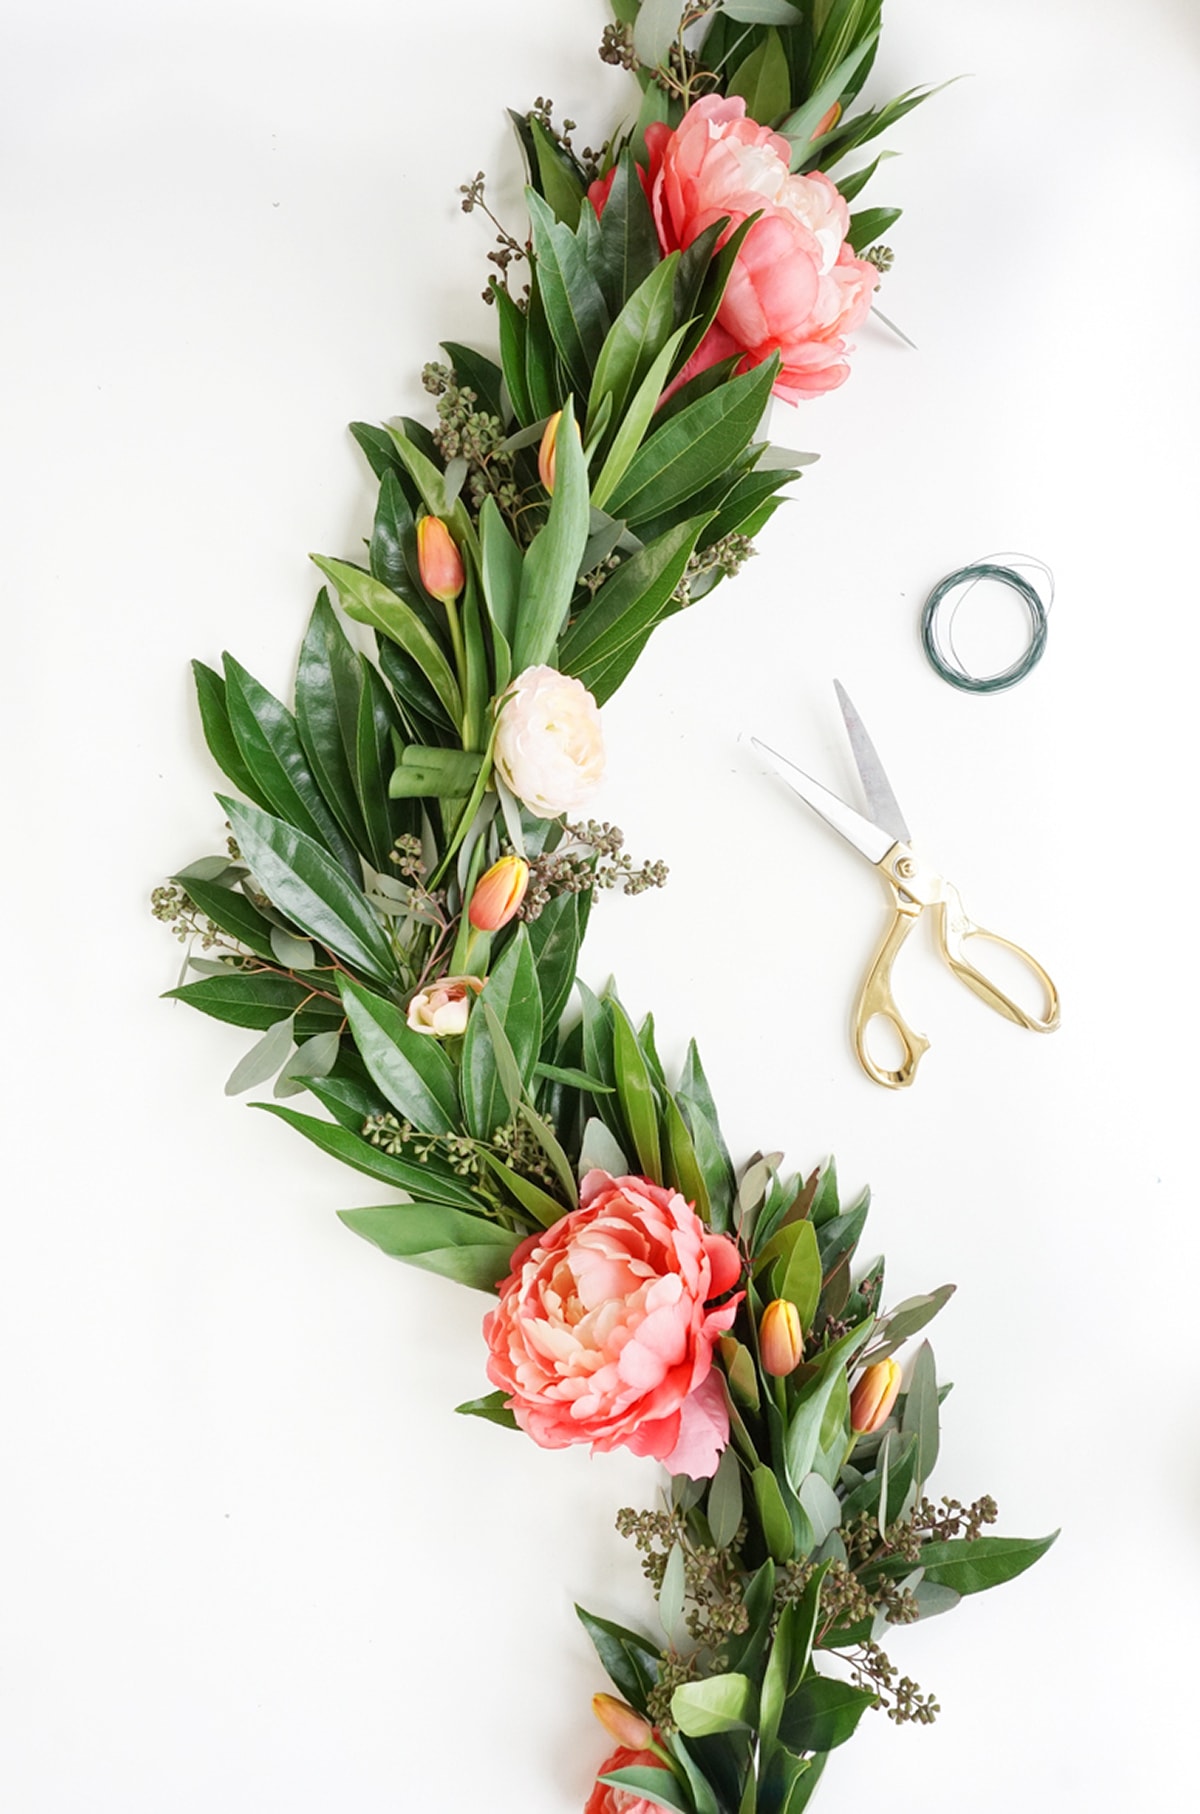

{"left": 920, "top": 554, "right": 1053, "bottom": 694}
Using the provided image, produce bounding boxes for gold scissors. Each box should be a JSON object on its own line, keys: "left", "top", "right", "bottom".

{"left": 752, "top": 682, "right": 1060, "bottom": 1089}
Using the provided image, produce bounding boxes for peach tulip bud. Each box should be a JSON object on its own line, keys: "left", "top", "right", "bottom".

{"left": 538, "top": 409, "right": 562, "bottom": 492}
{"left": 416, "top": 514, "right": 464, "bottom": 604}
{"left": 811, "top": 101, "right": 842, "bottom": 140}
{"left": 759, "top": 1299, "right": 804, "bottom": 1377}
{"left": 592, "top": 1694, "right": 653, "bottom": 1751}
{"left": 468, "top": 855, "right": 530, "bottom": 931}
{"left": 850, "top": 1358, "right": 902, "bottom": 1434}
{"left": 405, "top": 974, "right": 484, "bottom": 1037}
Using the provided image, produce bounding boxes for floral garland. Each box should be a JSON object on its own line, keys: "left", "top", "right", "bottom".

{"left": 155, "top": 7, "right": 1053, "bottom": 1811}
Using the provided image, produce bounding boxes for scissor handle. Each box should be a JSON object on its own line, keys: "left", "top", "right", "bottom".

{"left": 932, "top": 884, "right": 1061, "bottom": 1033}
{"left": 852, "top": 896, "right": 932, "bottom": 1089}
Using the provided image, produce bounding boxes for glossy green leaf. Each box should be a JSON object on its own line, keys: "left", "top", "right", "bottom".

{"left": 518, "top": 1102, "right": 579, "bottom": 1207}
{"left": 672, "top": 1674, "right": 755, "bottom": 1738}
{"left": 219, "top": 797, "right": 398, "bottom": 986}
{"left": 728, "top": 27, "right": 791, "bottom": 119}
{"left": 752, "top": 1465, "right": 794, "bottom": 1563}
{"left": 902, "top": 1532, "right": 1059, "bottom": 1595}
{"left": 575, "top": 1606, "right": 661, "bottom": 1713}
{"left": 253, "top": 1102, "right": 481, "bottom": 1209}
{"left": 780, "top": 36, "right": 880, "bottom": 163}
{"left": 756, "top": 1219, "right": 821, "bottom": 1329}
{"left": 479, "top": 494, "right": 523, "bottom": 652}
{"left": 590, "top": 323, "right": 691, "bottom": 511}
{"left": 164, "top": 971, "right": 341, "bottom": 1035}
{"left": 529, "top": 115, "right": 585, "bottom": 228}
{"left": 191, "top": 660, "right": 271, "bottom": 806}
{"left": 356, "top": 658, "right": 408, "bottom": 869}
{"left": 901, "top": 1339, "right": 940, "bottom": 1486}
{"left": 777, "top": 1675, "right": 875, "bottom": 1755}
{"left": 559, "top": 517, "right": 708, "bottom": 676}
{"left": 512, "top": 396, "right": 591, "bottom": 672}
{"left": 172, "top": 874, "right": 275, "bottom": 960}
{"left": 847, "top": 204, "right": 901, "bottom": 254}
{"left": 594, "top": 149, "right": 662, "bottom": 315}
{"left": 707, "top": 1444, "right": 744, "bottom": 1551}
{"left": 222, "top": 654, "right": 359, "bottom": 874}
{"left": 454, "top": 1390, "right": 518, "bottom": 1430}
{"left": 311, "top": 556, "right": 463, "bottom": 729}
{"left": 606, "top": 357, "right": 777, "bottom": 526}
{"left": 493, "top": 282, "right": 533, "bottom": 425}
{"left": 587, "top": 255, "right": 679, "bottom": 439}
{"left": 293, "top": 590, "right": 370, "bottom": 855}
{"left": 611, "top": 1000, "right": 662, "bottom": 1183}
{"left": 522, "top": 273, "right": 561, "bottom": 421}
{"left": 461, "top": 927, "right": 542, "bottom": 1139}
{"left": 337, "top": 976, "right": 461, "bottom": 1133}
{"left": 663, "top": 1090, "right": 710, "bottom": 1218}
{"left": 526, "top": 191, "right": 609, "bottom": 396}
{"left": 441, "top": 340, "right": 507, "bottom": 423}
{"left": 337, "top": 1202, "right": 518, "bottom": 1292}
{"left": 483, "top": 1154, "right": 566, "bottom": 1229}
{"left": 600, "top": 1770, "right": 692, "bottom": 1814}
{"left": 676, "top": 1039, "right": 735, "bottom": 1232}
{"left": 524, "top": 890, "right": 583, "bottom": 1039}
{"left": 784, "top": 1323, "right": 872, "bottom": 1492}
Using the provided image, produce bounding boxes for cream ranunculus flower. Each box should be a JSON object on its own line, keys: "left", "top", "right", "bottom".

{"left": 493, "top": 665, "right": 605, "bottom": 818}
{"left": 405, "top": 975, "right": 484, "bottom": 1037}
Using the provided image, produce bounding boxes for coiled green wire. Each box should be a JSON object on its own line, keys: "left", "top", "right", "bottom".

{"left": 920, "top": 558, "right": 1051, "bottom": 694}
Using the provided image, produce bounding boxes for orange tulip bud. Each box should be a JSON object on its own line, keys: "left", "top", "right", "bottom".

{"left": 538, "top": 409, "right": 563, "bottom": 492}
{"left": 416, "top": 514, "right": 464, "bottom": 604}
{"left": 850, "top": 1358, "right": 902, "bottom": 1434}
{"left": 468, "top": 855, "right": 530, "bottom": 931}
{"left": 810, "top": 101, "right": 842, "bottom": 141}
{"left": 592, "top": 1694, "right": 653, "bottom": 1751}
{"left": 759, "top": 1299, "right": 804, "bottom": 1377}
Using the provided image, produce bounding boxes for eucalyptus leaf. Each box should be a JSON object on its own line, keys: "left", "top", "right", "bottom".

{"left": 269, "top": 927, "right": 316, "bottom": 971}
{"left": 900, "top": 1339, "right": 940, "bottom": 1486}
{"left": 634, "top": 0, "right": 683, "bottom": 68}
{"left": 707, "top": 1444, "right": 744, "bottom": 1551}
{"left": 658, "top": 1540, "right": 689, "bottom": 1651}
{"left": 579, "top": 1115, "right": 629, "bottom": 1178}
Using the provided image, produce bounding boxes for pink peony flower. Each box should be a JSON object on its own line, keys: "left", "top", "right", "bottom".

{"left": 594, "top": 96, "right": 877, "bottom": 403}
{"left": 583, "top": 1744, "right": 667, "bottom": 1814}
{"left": 483, "top": 1170, "right": 742, "bottom": 1478}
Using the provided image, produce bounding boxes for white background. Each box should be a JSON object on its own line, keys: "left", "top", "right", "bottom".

{"left": 3, "top": 1, "right": 1198, "bottom": 1808}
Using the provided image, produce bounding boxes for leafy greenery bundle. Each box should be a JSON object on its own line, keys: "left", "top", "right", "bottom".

{"left": 155, "top": 6, "right": 1050, "bottom": 1811}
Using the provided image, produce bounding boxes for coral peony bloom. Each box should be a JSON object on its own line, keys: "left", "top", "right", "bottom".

{"left": 484, "top": 1170, "right": 742, "bottom": 1477}
{"left": 416, "top": 514, "right": 464, "bottom": 604}
{"left": 584, "top": 1744, "right": 667, "bottom": 1814}
{"left": 493, "top": 665, "right": 605, "bottom": 819}
{"left": 635, "top": 96, "right": 878, "bottom": 402}
{"left": 405, "top": 974, "right": 483, "bottom": 1037}
{"left": 468, "top": 854, "right": 529, "bottom": 930}
{"left": 850, "top": 1357, "right": 903, "bottom": 1434}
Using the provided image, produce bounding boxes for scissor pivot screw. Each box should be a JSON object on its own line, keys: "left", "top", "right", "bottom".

{"left": 895, "top": 857, "right": 916, "bottom": 879}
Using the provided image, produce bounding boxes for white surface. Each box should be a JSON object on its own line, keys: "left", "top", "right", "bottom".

{"left": 3, "top": 1, "right": 1198, "bottom": 1808}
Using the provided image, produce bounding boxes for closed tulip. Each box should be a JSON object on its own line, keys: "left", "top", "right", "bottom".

{"left": 849, "top": 1358, "right": 902, "bottom": 1434}
{"left": 537, "top": 409, "right": 562, "bottom": 492}
{"left": 592, "top": 1694, "right": 653, "bottom": 1751}
{"left": 416, "top": 514, "right": 464, "bottom": 604}
{"left": 759, "top": 1299, "right": 804, "bottom": 1377}
{"left": 468, "top": 855, "right": 529, "bottom": 931}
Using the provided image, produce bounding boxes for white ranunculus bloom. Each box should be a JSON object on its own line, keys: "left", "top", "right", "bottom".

{"left": 493, "top": 666, "right": 605, "bottom": 819}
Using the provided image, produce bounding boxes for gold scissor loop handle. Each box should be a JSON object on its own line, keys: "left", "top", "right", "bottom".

{"left": 933, "top": 883, "right": 1061, "bottom": 1033}
{"left": 852, "top": 894, "right": 932, "bottom": 1089}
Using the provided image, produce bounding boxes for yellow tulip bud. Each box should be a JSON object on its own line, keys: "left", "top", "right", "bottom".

{"left": 538, "top": 409, "right": 562, "bottom": 493}
{"left": 759, "top": 1299, "right": 805, "bottom": 1377}
{"left": 416, "top": 514, "right": 464, "bottom": 605}
{"left": 592, "top": 1693, "right": 653, "bottom": 1750}
{"left": 467, "top": 855, "right": 530, "bottom": 931}
{"left": 849, "top": 1358, "right": 902, "bottom": 1434}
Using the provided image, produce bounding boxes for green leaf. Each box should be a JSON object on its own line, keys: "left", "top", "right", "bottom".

{"left": 461, "top": 927, "right": 542, "bottom": 1138}
{"left": 611, "top": 1000, "right": 662, "bottom": 1183}
{"left": 253, "top": 1102, "right": 481, "bottom": 1209}
{"left": 559, "top": 517, "right": 708, "bottom": 677}
{"left": 388, "top": 746, "right": 482, "bottom": 798}
{"left": 191, "top": 660, "right": 271, "bottom": 807}
{"left": 575, "top": 1605, "right": 661, "bottom": 1713}
{"left": 454, "top": 1390, "right": 519, "bottom": 1430}
{"left": 172, "top": 875, "right": 275, "bottom": 961}
{"left": 518, "top": 1101, "right": 579, "bottom": 1207}
{"left": 727, "top": 27, "right": 791, "bottom": 120}
{"left": 752, "top": 1465, "right": 794, "bottom": 1563}
{"left": 900, "top": 1339, "right": 940, "bottom": 1486}
{"left": 522, "top": 273, "right": 561, "bottom": 421}
{"left": 164, "top": 971, "right": 342, "bottom": 1035}
{"left": 529, "top": 115, "right": 585, "bottom": 228}
{"left": 590, "top": 323, "right": 691, "bottom": 511}
{"left": 311, "top": 556, "right": 463, "bottom": 730}
{"left": 511, "top": 396, "right": 591, "bottom": 672}
{"left": 594, "top": 149, "right": 662, "bottom": 315}
{"left": 663, "top": 1090, "right": 709, "bottom": 1219}
{"left": 777, "top": 1675, "right": 875, "bottom": 1754}
{"left": 356, "top": 658, "right": 408, "bottom": 870}
{"left": 606, "top": 357, "right": 777, "bottom": 526}
{"left": 587, "top": 255, "right": 679, "bottom": 440}
{"left": 293, "top": 590, "right": 370, "bottom": 856}
{"left": 524, "top": 890, "right": 583, "bottom": 1039}
{"left": 533, "top": 1061, "right": 611, "bottom": 1093}
{"left": 338, "top": 975, "right": 461, "bottom": 1133}
{"left": 493, "top": 282, "right": 533, "bottom": 425}
{"left": 222, "top": 655, "right": 359, "bottom": 875}
{"left": 219, "top": 798, "right": 402, "bottom": 988}
{"left": 897, "top": 1532, "right": 1059, "bottom": 1596}
{"left": 779, "top": 35, "right": 880, "bottom": 164}
{"left": 784, "top": 1323, "right": 872, "bottom": 1492}
{"left": 526, "top": 190, "right": 610, "bottom": 397}
{"left": 223, "top": 1015, "right": 295, "bottom": 1096}
{"left": 847, "top": 205, "right": 901, "bottom": 254}
{"left": 337, "top": 1203, "right": 518, "bottom": 1292}
{"left": 633, "top": 0, "right": 684, "bottom": 68}
{"left": 658, "top": 1540, "right": 689, "bottom": 1650}
{"left": 870, "top": 1285, "right": 956, "bottom": 1362}
{"left": 672, "top": 1674, "right": 755, "bottom": 1738}
{"left": 756, "top": 1219, "right": 821, "bottom": 1330}
{"left": 600, "top": 1770, "right": 693, "bottom": 1814}
{"left": 707, "top": 1444, "right": 744, "bottom": 1551}
{"left": 272, "top": 1028, "right": 342, "bottom": 1098}
{"left": 482, "top": 1154, "right": 566, "bottom": 1229}
{"left": 441, "top": 340, "right": 507, "bottom": 423}
{"left": 676, "top": 1040, "right": 735, "bottom": 1233}
{"left": 479, "top": 494, "right": 523, "bottom": 653}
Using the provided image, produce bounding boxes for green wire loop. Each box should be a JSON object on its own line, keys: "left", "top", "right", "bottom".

{"left": 920, "top": 560, "right": 1050, "bottom": 694}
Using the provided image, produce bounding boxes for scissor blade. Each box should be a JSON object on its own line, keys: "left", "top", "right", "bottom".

{"left": 750, "top": 737, "right": 895, "bottom": 865}
{"left": 833, "top": 681, "right": 911, "bottom": 845}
